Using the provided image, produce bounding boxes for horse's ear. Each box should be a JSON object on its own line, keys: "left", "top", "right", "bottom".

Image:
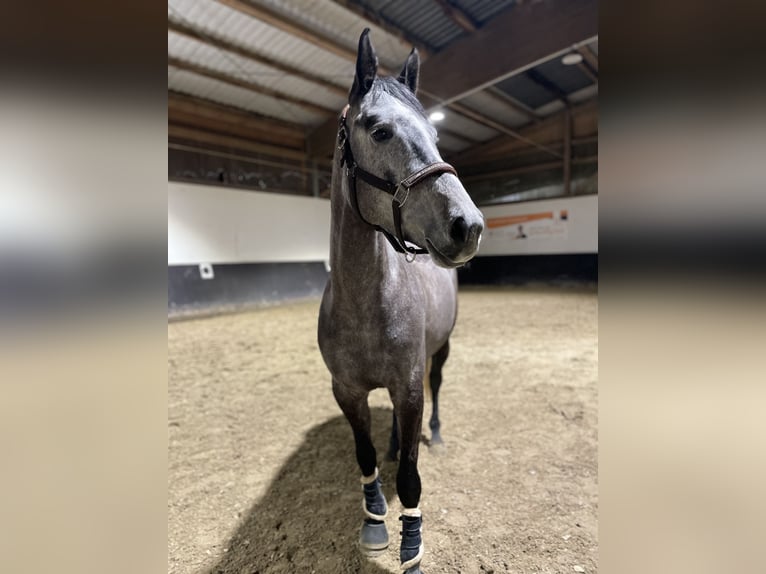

{"left": 349, "top": 28, "right": 378, "bottom": 105}
{"left": 397, "top": 48, "right": 420, "bottom": 95}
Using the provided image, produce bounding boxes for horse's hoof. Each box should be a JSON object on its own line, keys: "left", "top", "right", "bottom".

{"left": 359, "top": 519, "right": 388, "bottom": 557}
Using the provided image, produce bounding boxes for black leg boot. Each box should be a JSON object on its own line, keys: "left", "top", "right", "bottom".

{"left": 399, "top": 509, "right": 424, "bottom": 573}
{"left": 359, "top": 468, "right": 388, "bottom": 555}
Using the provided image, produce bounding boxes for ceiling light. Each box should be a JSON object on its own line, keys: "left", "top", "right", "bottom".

{"left": 562, "top": 53, "right": 583, "bottom": 66}
{"left": 429, "top": 111, "right": 445, "bottom": 122}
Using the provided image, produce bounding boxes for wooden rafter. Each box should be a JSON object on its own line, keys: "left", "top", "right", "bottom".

{"left": 577, "top": 44, "right": 598, "bottom": 73}
{"left": 446, "top": 101, "right": 563, "bottom": 158}
{"left": 563, "top": 107, "right": 572, "bottom": 194}
{"left": 169, "top": 125, "right": 307, "bottom": 161}
{"left": 576, "top": 60, "right": 598, "bottom": 83}
{"left": 168, "top": 19, "right": 348, "bottom": 96}
{"left": 169, "top": 91, "right": 305, "bottom": 134}
{"left": 450, "top": 100, "right": 598, "bottom": 169}
{"left": 461, "top": 155, "right": 597, "bottom": 183}
{"left": 328, "top": 1, "right": 536, "bottom": 133}
{"left": 416, "top": 0, "right": 596, "bottom": 105}
{"left": 309, "top": 0, "right": 597, "bottom": 157}
{"left": 169, "top": 143, "right": 332, "bottom": 174}
{"left": 168, "top": 92, "right": 306, "bottom": 150}
{"left": 168, "top": 56, "right": 334, "bottom": 116}
{"left": 524, "top": 69, "right": 569, "bottom": 106}
{"left": 432, "top": 0, "right": 478, "bottom": 33}
{"left": 437, "top": 125, "right": 480, "bottom": 145}
{"left": 485, "top": 87, "right": 541, "bottom": 124}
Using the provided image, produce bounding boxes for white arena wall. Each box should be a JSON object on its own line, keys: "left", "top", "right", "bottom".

{"left": 168, "top": 181, "right": 330, "bottom": 265}
{"left": 168, "top": 182, "right": 597, "bottom": 313}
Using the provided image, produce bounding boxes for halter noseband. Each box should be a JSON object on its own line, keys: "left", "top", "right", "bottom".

{"left": 337, "top": 104, "right": 458, "bottom": 258}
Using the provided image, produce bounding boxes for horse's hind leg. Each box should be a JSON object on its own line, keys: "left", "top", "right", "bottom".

{"left": 332, "top": 379, "right": 389, "bottom": 555}
{"left": 429, "top": 339, "right": 450, "bottom": 448}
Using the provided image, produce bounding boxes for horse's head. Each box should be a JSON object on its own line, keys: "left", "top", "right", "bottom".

{"left": 342, "top": 29, "right": 484, "bottom": 268}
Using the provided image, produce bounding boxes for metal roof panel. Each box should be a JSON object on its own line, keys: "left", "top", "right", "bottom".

{"left": 168, "top": 31, "right": 346, "bottom": 111}
{"left": 534, "top": 57, "right": 594, "bottom": 95}
{"left": 254, "top": 0, "right": 412, "bottom": 68}
{"left": 435, "top": 109, "right": 499, "bottom": 141}
{"left": 360, "top": 0, "right": 465, "bottom": 51}
{"left": 458, "top": 90, "right": 530, "bottom": 129}
{"left": 454, "top": 0, "right": 516, "bottom": 24}
{"left": 169, "top": 0, "right": 355, "bottom": 86}
{"left": 168, "top": 65, "right": 325, "bottom": 126}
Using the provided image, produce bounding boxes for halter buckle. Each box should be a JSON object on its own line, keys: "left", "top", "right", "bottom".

{"left": 393, "top": 183, "right": 411, "bottom": 207}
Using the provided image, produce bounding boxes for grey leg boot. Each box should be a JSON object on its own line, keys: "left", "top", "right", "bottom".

{"left": 399, "top": 508, "right": 424, "bottom": 573}
{"left": 359, "top": 468, "right": 388, "bottom": 555}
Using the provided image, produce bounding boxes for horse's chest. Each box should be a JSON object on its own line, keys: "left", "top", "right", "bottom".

{"left": 319, "top": 299, "right": 424, "bottom": 384}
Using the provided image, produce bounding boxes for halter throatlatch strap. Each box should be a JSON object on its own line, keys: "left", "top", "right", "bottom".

{"left": 338, "top": 105, "right": 458, "bottom": 257}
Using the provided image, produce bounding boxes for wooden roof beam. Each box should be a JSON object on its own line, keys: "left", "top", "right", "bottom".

{"left": 168, "top": 19, "right": 348, "bottom": 97}
{"left": 168, "top": 93, "right": 306, "bottom": 150}
{"left": 446, "top": 100, "right": 562, "bottom": 158}
{"left": 484, "top": 86, "right": 541, "bottom": 124}
{"left": 168, "top": 91, "right": 306, "bottom": 136}
{"left": 436, "top": 125, "right": 480, "bottom": 146}
{"left": 432, "top": 0, "right": 478, "bottom": 33}
{"left": 461, "top": 155, "right": 597, "bottom": 183}
{"left": 577, "top": 44, "right": 599, "bottom": 73}
{"left": 576, "top": 60, "right": 598, "bottom": 83}
{"left": 524, "top": 69, "right": 569, "bottom": 106}
{"left": 308, "top": 0, "right": 597, "bottom": 158}
{"left": 450, "top": 100, "right": 598, "bottom": 168}
{"left": 417, "top": 0, "right": 597, "bottom": 105}
{"left": 168, "top": 124, "right": 307, "bottom": 161}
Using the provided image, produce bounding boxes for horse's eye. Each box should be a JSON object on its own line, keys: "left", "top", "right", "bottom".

{"left": 371, "top": 127, "right": 393, "bottom": 142}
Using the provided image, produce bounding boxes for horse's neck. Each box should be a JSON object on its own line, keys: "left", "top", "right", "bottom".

{"left": 328, "top": 157, "right": 393, "bottom": 296}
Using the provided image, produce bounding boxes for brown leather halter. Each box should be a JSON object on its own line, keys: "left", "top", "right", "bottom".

{"left": 337, "top": 105, "right": 458, "bottom": 257}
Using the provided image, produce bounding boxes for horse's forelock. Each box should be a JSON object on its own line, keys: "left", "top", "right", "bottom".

{"left": 368, "top": 77, "right": 428, "bottom": 121}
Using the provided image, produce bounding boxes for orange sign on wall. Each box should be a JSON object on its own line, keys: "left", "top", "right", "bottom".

{"left": 486, "top": 211, "right": 555, "bottom": 229}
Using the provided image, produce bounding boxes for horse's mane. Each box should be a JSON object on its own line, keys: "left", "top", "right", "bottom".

{"left": 369, "top": 76, "right": 428, "bottom": 121}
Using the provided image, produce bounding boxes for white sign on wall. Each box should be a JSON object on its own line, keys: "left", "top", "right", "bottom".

{"left": 478, "top": 195, "right": 597, "bottom": 256}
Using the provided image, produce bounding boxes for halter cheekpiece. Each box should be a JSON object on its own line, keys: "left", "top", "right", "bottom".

{"left": 338, "top": 104, "right": 458, "bottom": 258}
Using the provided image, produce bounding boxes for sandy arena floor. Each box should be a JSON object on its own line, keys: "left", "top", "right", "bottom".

{"left": 168, "top": 286, "right": 598, "bottom": 574}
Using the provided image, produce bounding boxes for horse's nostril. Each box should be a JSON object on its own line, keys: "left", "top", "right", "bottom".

{"left": 450, "top": 217, "right": 469, "bottom": 244}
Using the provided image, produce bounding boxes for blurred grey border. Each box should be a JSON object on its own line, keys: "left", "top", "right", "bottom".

{"left": 1, "top": 1, "right": 766, "bottom": 573}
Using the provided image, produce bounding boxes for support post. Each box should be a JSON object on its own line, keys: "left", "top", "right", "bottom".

{"left": 563, "top": 107, "right": 572, "bottom": 195}
{"left": 311, "top": 160, "right": 320, "bottom": 197}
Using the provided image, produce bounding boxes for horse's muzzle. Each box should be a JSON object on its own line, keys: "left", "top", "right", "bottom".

{"left": 426, "top": 213, "right": 483, "bottom": 268}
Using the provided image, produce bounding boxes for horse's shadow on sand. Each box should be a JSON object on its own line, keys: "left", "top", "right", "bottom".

{"left": 203, "top": 407, "right": 399, "bottom": 574}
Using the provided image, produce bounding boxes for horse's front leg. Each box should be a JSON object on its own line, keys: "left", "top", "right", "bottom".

{"left": 332, "top": 379, "right": 389, "bottom": 556}
{"left": 393, "top": 378, "right": 426, "bottom": 574}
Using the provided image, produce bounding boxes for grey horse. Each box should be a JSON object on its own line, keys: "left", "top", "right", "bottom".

{"left": 317, "top": 29, "right": 484, "bottom": 573}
